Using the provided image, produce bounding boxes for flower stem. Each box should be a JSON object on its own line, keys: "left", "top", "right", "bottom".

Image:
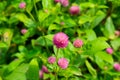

{"left": 42, "top": 32, "right": 50, "bottom": 54}
{"left": 55, "top": 48, "right": 59, "bottom": 80}
{"left": 26, "top": 10, "right": 36, "bottom": 21}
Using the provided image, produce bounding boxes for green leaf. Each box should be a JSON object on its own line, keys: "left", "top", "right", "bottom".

{"left": 33, "top": 34, "right": 53, "bottom": 46}
{"left": 26, "top": 58, "right": 39, "bottom": 80}
{"left": 0, "top": 76, "right": 2, "bottom": 80}
{"left": 110, "top": 38, "right": 120, "bottom": 51}
{"left": 101, "top": 17, "right": 115, "bottom": 39}
{"left": 15, "top": 13, "right": 36, "bottom": 28}
{"left": 42, "top": 0, "right": 53, "bottom": 10}
{"left": 6, "top": 59, "right": 23, "bottom": 73}
{"left": 67, "top": 66, "right": 82, "bottom": 76}
{"left": 85, "top": 29, "right": 97, "bottom": 41}
{"left": 0, "top": 43, "right": 7, "bottom": 48}
{"left": 85, "top": 60, "right": 97, "bottom": 77}
{"left": 91, "top": 10, "right": 106, "bottom": 28}
{"left": 95, "top": 55, "right": 105, "bottom": 69}
{"left": 5, "top": 63, "right": 28, "bottom": 80}
{"left": 95, "top": 51, "right": 113, "bottom": 64}
{"left": 90, "top": 38, "right": 110, "bottom": 51}
{"left": 38, "top": 10, "right": 50, "bottom": 23}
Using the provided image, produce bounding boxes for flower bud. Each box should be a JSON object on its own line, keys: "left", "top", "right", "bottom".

{"left": 60, "top": 0, "right": 69, "bottom": 7}
{"left": 53, "top": 32, "right": 69, "bottom": 48}
{"left": 42, "top": 65, "right": 49, "bottom": 73}
{"left": 115, "top": 30, "right": 120, "bottom": 36}
{"left": 39, "top": 70, "right": 44, "bottom": 79}
{"left": 19, "top": 2, "right": 26, "bottom": 9}
{"left": 21, "top": 29, "right": 27, "bottom": 34}
{"left": 106, "top": 48, "right": 113, "bottom": 54}
{"left": 113, "top": 63, "right": 120, "bottom": 72}
{"left": 48, "top": 56, "right": 56, "bottom": 64}
{"left": 69, "top": 6, "right": 80, "bottom": 15}
{"left": 58, "top": 58, "right": 69, "bottom": 69}
{"left": 73, "top": 39, "right": 83, "bottom": 48}
{"left": 54, "top": 0, "right": 60, "bottom": 3}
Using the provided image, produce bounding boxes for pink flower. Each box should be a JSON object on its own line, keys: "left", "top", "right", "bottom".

{"left": 39, "top": 70, "right": 44, "bottom": 79}
{"left": 54, "top": 0, "right": 60, "bottom": 3}
{"left": 73, "top": 39, "right": 83, "bottom": 48}
{"left": 42, "top": 65, "right": 49, "bottom": 73}
{"left": 113, "top": 63, "right": 120, "bottom": 72}
{"left": 19, "top": 2, "right": 26, "bottom": 9}
{"left": 106, "top": 48, "right": 113, "bottom": 54}
{"left": 48, "top": 56, "right": 56, "bottom": 64}
{"left": 115, "top": 30, "right": 120, "bottom": 36}
{"left": 60, "top": 22, "right": 65, "bottom": 26}
{"left": 21, "top": 29, "right": 27, "bottom": 34}
{"left": 58, "top": 58, "right": 69, "bottom": 69}
{"left": 53, "top": 32, "right": 69, "bottom": 48}
{"left": 60, "top": 0, "right": 69, "bottom": 7}
{"left": 69, "top": 6, "right": 80, "bottom": 15}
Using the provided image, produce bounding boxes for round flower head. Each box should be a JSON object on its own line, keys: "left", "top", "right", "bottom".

{"left": 54, "top": 0, "right": 60, "bottom": 3}
{"left": 115, "top": 30, "right": 120, "bottom": 36}
{"left": 48, "top": 56, "right": 56, "bottom": 64}
{"left": 69, "top": 6, "right": 80, "bottom": 15}
{"left": 19, "top": 2, "right": 26, "bottom": 9}
{"left": 21, "top": 29, "right": 27, "bottom": 34}
{"left": 42, "top": 65, "right": 49, "bottom": 73}
{"left": 58, "top": 58, "right": 69, "bottom": 69}
{"left": 106, "top": 48, "right": 113, "bottom": 54}
{"left": 113, "top": 63, "right": 120, "bottom": 72}
{"left": 53, "top": 32, "right": 69, "bottom": 48}
{"left": 60, "top": 0, "right": 69, "bottom": 7}
{"left": 73, "top": 39, "right": 83, "bottom": 48}
{"left": 39, "top": 70, "right": 43, "bottom": 79}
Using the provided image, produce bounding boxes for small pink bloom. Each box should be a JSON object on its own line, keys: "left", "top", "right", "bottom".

{"left": 42, "top": 65, "right": 49, "bottom": 73}
{"left": 60, "top": 0, "right": 69, "bottom": 7}
{"left": 69, "top": 6, "right": 80, "bottom": 15}
{"left": 19, "top": 2, "right": 26, "bottom": 9}
{"left": 58, "top": 58, "right": 69, "bottom": 69}
{"left": 106, "top": 48, "right": 113, "bottom": 54}
{"left": 73, "top": 39, "right": 83, "bottom": 48}
{"left": 48, "top": 56, "right": 56, "bottom": 64}
{"left": 60, "top": 22, "right": 65, "bottom": 26}
{"left": 54, "top": 0, "right": 60, "bottom": 3}
{"left": 39, "top": 70, "right": 44, "bottom": 79}
{"left": 53, "top": 32, "right": 69, "bottom": 48}
{"left": 115, "top": 30, "right": 120, "bottom": 36}
{"left": 113, "top": 63, "right": 120, "bottom": 72}
{"left": 21, "top": 29, "right": 27, "bottom": 34}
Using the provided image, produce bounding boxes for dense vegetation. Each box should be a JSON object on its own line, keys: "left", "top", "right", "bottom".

{"left": 0, "top": 0, "right": 120, "bottom": 80}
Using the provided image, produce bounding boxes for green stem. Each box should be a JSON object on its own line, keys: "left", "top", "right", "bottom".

{"left": 42, "top": 32, "right": 50, "bottom": 54}
{"left": 55, "top": 48, "right": 59, "bottom": 80}
{"left": 33, "top": 0, "right": 38, "bottom": 20}
{"left": 26, "top": 10, "right": 36, "bottom": 21}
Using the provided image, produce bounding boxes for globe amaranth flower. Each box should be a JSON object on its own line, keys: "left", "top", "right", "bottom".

{"left": 58, "top": 58, "right": 69, "bottom": 69}
{"left": 69, "top": 6, "right": 80, "bottom": 15}
{"left": 53, "top": 32, "right": 69, "bottom": 48}
{"left": 73, "top": 39, "right": 83, "bottom": 48}
{"left": 39, "top": 70, "right": 44, "bottom": 79}
{"left": 48, "top": 56, "right": 56, "bottom": 64}
{"left": 60, "top": 0, "right": 69, "bottom": 7}
{"left": 106, "top": 48, "right": 113, "bottom": 54}
{"left": 19, "top": 2, "right": 26, "bottom": 9}
{"left": 113, "top": 63, "right": 120, "bottom": 72}
{"left": 21, "top": 29, "right": 27, "bottom": 34}
{"left": 42, "top": 65, "right": 49, "bottom": 73}
{"left": 54, "top": 0, "right": 60, "bottom": 3}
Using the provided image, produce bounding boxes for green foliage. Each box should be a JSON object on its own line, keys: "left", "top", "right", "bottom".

{"left": 0, "top": 0, "right": 120, "bottom": 79}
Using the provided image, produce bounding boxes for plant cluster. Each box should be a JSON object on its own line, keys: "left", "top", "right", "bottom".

{"left": 0, "top": 0, "right": 120, "bottom": 80}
